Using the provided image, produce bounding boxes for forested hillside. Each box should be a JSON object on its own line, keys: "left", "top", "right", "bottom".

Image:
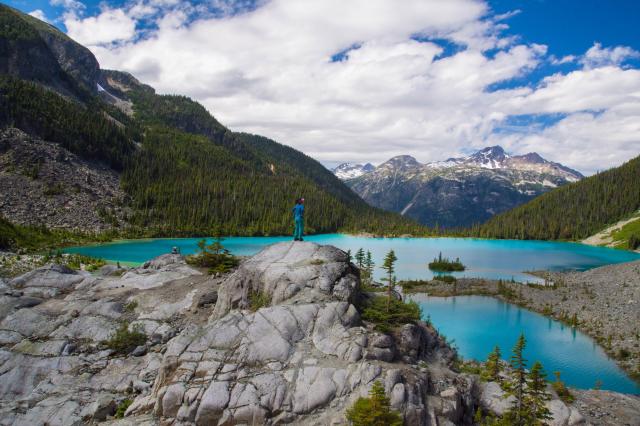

{"left": 115, "top": 70, "right": 425, "bottom": 235}
{"left": 475, "top": 155, "right": 640, "bottom": 240}
{"left": 0, "top": 76, "right": 137, "bottom": 169}
{"left": 0, "top": 5, "right": 427, "bottom": 238}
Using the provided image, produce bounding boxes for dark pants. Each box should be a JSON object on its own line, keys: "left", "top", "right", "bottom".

{"left": 294, "top": 217, "right": 304, "bottom": 240}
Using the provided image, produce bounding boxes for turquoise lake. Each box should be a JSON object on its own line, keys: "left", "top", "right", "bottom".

{"left": 410, "top": 295, "right": 640, "bottom": 395}
{"left": 67, "top": 234, "right": 640, "bottom": 283}
{"left": 66, "top": 234, "right": 640, "bottom": 394}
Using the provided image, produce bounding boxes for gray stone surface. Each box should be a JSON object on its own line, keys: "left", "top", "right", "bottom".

{"left": 211, "top": 242, "right": 358, "bottom": 319}
{"left": 0, "top": 243, "right": 637, "bottom": 426}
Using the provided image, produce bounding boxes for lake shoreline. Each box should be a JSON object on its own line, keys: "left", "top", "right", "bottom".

{"left": 403, "top": 266, "right": 640, "bottom": 386}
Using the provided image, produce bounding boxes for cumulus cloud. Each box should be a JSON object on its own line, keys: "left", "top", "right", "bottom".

{"left": 28, "top": 9, "right": 49, "bottom": 23}
{"left": 580, "top": 42, "right": 640, "bottom": 69}
{"left": 50, "top": 0, "right": 85, "bottom": 12}
{"left": 64, "top": 0, "right": 639, "bottom": 175}
{"left": 65, "top": 8, "right": 137, "bottom": 46}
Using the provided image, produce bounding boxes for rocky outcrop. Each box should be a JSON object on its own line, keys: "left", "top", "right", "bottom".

{"left": 0, "top": 242, "right": 638, "bottom": 425}
{"left": 0, "top": 128, "right": 129, "bottom": 231}
{"left": 138, "top": 242, "right": 470, "bottom": 425}
{"left": 211, "top": 242, "right": 358, "bottom": 319}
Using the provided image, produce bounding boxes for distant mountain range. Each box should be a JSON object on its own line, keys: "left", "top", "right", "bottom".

{"left": 0, "top": 4, "right": 424, "bottom": 239}
{"left": 333, "top": 146, "right": 584, "bottom": 228}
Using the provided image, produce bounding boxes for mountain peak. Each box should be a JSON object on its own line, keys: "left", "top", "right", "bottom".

{"left": 332, "top": 162, "right": 375, "bottom": 180}
{"left": 382, "top": 155, "right": 421, "bottom": 167}
{"left": 467, "top": 146, "right": 509, "bottom": 168}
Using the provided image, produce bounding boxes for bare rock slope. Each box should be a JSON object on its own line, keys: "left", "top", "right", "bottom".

{"left": 0, "top": 128, "right": 128, "bottom": 231}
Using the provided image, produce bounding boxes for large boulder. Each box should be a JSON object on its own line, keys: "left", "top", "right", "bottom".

{"left": 211, "top": 242, "right": 359, "bottom": 319}
{"left": 9, "top": 264, "right": 84, "bottom": 298}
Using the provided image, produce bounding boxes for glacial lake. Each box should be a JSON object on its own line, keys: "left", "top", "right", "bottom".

{"left": 66, "top": 234, "right": 640, "bottom": 393}
{"left": 66, "top": 234, "right": 640, "bottom": 283}
{"left": 411, "top": 295, "right": 640, "bottom": 395}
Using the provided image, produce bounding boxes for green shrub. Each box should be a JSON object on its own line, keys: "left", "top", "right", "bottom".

{"left": 433, "top": 274, "right": 456, "bottom": 283}
{"left": 428, "top": 252, "right": 465, "bottom": 272}
{"left": 115, "top": 399, "right": 133, "bottom": 418}
{"left": 617, "top": 348, "right": 631, "bottom": 359}
{"left": 399, "top": 279, "right": 430, "bottom": 291}
{"left": 43, "top": 182, "right": 65, "bottom": 196}
{"left": 552, "top": 371, "right": 574, "bottom": 403}
{"left": 346, "top": 380, "right": 403, "bottom": 426}
{"left": 186, "top": 237, "right": 239, "bottom": 273}
{"left": 249, "top": 290, "right": 271, "bottom": 312}
{"left": 63, "top": 254, "right": 106, "bottom": 271}
{"left": 104, "top": 321, "right": 146, "bottom": 355}
{"left": 124, "top": 301, "right": 138, "bottom": 313}
{"left": 360, "top": 295, "right": 421, "bottom": 332}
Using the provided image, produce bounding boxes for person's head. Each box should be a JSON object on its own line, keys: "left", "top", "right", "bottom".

{"left": 300, "top": 197, "right": 305, "bottom": 204}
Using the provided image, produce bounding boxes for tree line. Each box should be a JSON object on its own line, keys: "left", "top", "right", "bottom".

{"left": 473, "top": 155, "right": 640, "bottom": 240}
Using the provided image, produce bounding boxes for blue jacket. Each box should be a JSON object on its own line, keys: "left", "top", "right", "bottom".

{"left": 293, "top": 204, "right": 304, "bottom": 220}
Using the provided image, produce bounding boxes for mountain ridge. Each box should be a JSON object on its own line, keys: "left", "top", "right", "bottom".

{"left": 336, "top": 146, "right": 583, "bottom": 228}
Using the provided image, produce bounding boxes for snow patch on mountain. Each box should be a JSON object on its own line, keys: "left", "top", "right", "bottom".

{"left": 332, "top": 162, "right": 375, "bottom": 180}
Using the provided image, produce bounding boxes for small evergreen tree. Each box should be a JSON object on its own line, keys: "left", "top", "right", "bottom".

{"left": 503, "top": 333, "right": 528, "bottom": 426}
{"left": 346, "top": 380, "right": 403, "bottom": 426}
{"left": 361, "top": 250, "right": 375, "bottom": 287}
{"left": 526, "top": 361, "right": 552, "bottom": 423}
{"left": 552, "top": 371, "right": 574, "bottom": 403}
{"left": 355, "top": 248, "right": 365, "bottom": 268}
{"left": 381, "top": 250, "right": 398, "bottom": 311}
{"left": 482, "top": 345, "right": 502, "bottom": 382}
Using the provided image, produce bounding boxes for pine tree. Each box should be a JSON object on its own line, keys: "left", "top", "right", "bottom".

{"left": 526, "top": 361, "right": 552, "bottom": 423}
{"left": 482, "top": 345, "right": 502, "bottom": 382}
{"left": 503, "top": 333, "right": 528, "bottom": 426}
{"left": 355, "top": 248, "right": 365, "bottom": 268}
{"left": 381, "top": 250, "right": 398, "bottom": 311}
{"left": 361, "top": 250, "right": 375, "bottom": 287}
{"left": 345, "top": 380, "right": 403, "bottom": 426}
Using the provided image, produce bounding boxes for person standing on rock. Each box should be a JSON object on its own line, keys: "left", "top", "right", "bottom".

{"left": 292, "top": 198, "right": 305, "bottom": 241}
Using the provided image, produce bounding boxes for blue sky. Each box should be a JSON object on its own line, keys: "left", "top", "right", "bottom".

{"left": 14, "top": 0, "right": 640, "bottom": 59}
{"left": 10, "top": 0, "right": 640, "bottom": 174}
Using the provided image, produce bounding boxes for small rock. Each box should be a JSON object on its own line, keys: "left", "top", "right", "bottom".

{"left": 84, "top": 394, "right": 116, "bottom": 421}
{"left": 131, "top": 345, "right": 147, "bottom": 357}
{"left": 197, "top": 290, "right": 218, "bottom": 307}
{"left": 62, "top": 342, "right": 77, "bottom": 356}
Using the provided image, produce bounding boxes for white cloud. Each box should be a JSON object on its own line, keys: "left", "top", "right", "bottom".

{"left": 50, "top": 0, "right": 85, "bottom": 11}
{"left": 550, "top": 54, "right": 576, "bottom": 65}
{"left": 70, "top": 0, "right": 639, "bottom": 175}
{"left": 581, "top": 42, "right": 640, "bottom": 69}
{"left": 65, "top": 8, "right": 137, "bottom": 46}
{"left": 28, "top": 9, "right": 49, "bottom": 23}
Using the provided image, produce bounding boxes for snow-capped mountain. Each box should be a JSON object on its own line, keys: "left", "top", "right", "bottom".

{"left": 430, "top": 146, "right": 582, "bottom": 180}
{"left": 332, "top": 162, "right": 375, "bottom": 180}
{"left": 338, "top": 146, "right": 583, "bottom": 228}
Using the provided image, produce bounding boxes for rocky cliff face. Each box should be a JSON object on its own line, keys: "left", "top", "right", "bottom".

{"left": 1, "top": 242, "right": 637, "bottom": 425}
{"left": 0, "top": 128, "right": 129, "bottom": 231}
{"left": 340, "top": 146, "right": 583, "bottom": 228}
{"left": 0, "top": 4, "right": 100, "bottom": 98}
